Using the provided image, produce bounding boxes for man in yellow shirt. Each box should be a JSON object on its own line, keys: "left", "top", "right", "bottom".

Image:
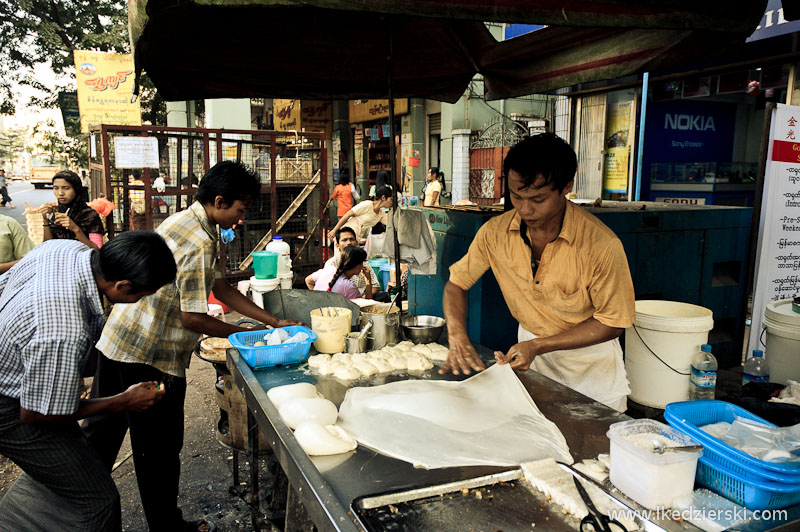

{"left": 442, "top": 133, "right": 635, "bottom": 411}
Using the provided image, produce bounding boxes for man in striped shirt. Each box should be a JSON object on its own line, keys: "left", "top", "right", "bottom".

{"left": 0, "top": 232, "right": 177, "bottom": 531}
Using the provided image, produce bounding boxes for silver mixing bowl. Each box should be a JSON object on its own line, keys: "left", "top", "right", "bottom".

{"left": 400, "top": 315, "right": 446, "bottom": 344}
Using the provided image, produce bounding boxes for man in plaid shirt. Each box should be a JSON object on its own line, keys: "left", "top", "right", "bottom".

{"left": 0, "top": 233, "right": 177, "bottom": 531}
{"left": 85, "top": 161, "right": 300, "bottom": 532}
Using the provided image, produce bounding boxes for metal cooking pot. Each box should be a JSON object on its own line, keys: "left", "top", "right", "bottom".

{"left": 359, "top": 303, "right": 400, "bottom": 349}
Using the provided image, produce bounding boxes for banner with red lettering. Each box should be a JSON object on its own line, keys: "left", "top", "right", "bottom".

{"left": 749, "top": 103, "right": 800, "bottom": 354}
{"left": 74, "top": 50, "right": 142, "bottom": 133}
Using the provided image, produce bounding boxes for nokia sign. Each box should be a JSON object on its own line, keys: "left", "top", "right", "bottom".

{"left": 664, "top": 114, "right": 716, "bottom": 132}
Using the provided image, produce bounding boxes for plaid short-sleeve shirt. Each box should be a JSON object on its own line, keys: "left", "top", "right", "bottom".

{"left": 96, "top": 202, "right": 222, "bottom": 377}
{"left": 0, "top": 240, "right": 104, "bottom": 415}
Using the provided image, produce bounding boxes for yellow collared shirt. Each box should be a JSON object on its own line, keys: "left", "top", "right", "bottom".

{"left": 448, "top": 201, "right": 635, "bottom": 337}
{"left": 97, "top": 202, "right": 223, "bottom": 377}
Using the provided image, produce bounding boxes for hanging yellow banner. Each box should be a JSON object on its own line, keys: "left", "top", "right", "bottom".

{"left": 74, "top": 50, "right": 141, "bottom": 133}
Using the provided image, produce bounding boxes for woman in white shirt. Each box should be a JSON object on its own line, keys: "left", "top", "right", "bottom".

{"left": 328, "top": 186, "right": 393, "bottom": 243}
{"left": 422, "top": 167, "right": 443, "bottom": 207}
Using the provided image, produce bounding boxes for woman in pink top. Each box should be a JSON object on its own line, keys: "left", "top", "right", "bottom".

{"left": 305, "top": 246, "right": 367, "bottom": 299}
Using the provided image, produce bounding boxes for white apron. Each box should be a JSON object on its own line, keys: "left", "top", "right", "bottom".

{"left": 518, "top": 325, "right": 630, "bottom": 412}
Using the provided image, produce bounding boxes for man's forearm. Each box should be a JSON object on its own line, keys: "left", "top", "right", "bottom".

{"left": 21, "top": 394, "right": 128, "bottom": 425}
{"left": 0, "top": 259, "right": 20, "bottom": 275}
{"left": 442, "top": 281, "right": 469, "bottom": 338}
{"left": 212, "top": 279, "right": 280, "bottom": 327}
{"left": 530, "top": 318, "right": 623, "bottom": 355}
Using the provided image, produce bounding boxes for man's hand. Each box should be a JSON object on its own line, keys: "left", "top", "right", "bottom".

{"left": 494, "top": 340, "right": 540, "bottom": 371}
{"left": 439, "top": 334, "right": 485, "bottom": 376}
{"left": 275, "top": 318, "right": 307, "bottom": 328}
{"left": 122, "top": 381, "right": 166, "bottom": 412}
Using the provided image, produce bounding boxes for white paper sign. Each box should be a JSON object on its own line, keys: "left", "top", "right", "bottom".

{"left": 114, "top": 136, "right": 159, "bottom": 169}
{"left": 749, "top": 103, "right": 800, "bottom": 353}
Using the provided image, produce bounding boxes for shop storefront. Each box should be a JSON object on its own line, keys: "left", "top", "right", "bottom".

{"left": 348, "top": 99, "right": 408, "bottom": 196}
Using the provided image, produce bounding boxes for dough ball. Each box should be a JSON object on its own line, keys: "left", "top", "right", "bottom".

{"left": 253, "top": 341, "right": 266, "bottom": 347}
{"left": 380, "top": 346, "right": 401, "bottom": 357}
{"left": 351, "top": 352, "right": 369, "bottom": 363}
{"left": 395, "top": 341, "right": 414, "bottom": 350}
{"left": 406, "top": 355, "right": 433, "bottom": 372}
{"left": 279, "top": 397, "right": 338, "bottom": 429}
{"left": 411, "top": 344, "right": 432, "bottom": 356}
{"left": 318, "top": 360, "right": 344, "bottom": 375}
{"left": 352, "top": 359, "right": 379, "bottom": 377}
{"left": 333, "top": 366, "right": 361, "bottom": 381}
{"left": 370, "top": 358, "right": 393, "bottom": 374}
{"left": 369, "top": 350, "right": 391, "bottom": 359}
{"left": 294, "top": 422, "right": 357, "bottom": 456}
{"left": 387, "top": 355, "right": 407, "bottom": 371}
{"left": 307, "top": 354, "right": 331, "bottom": 369}
{"left": 331, "top": 352, "right": 352, "bottom": 364}
{"left": 267, "top": 383, "right": 318, "bottom": 409}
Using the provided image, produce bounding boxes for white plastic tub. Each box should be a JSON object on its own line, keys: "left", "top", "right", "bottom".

{"left": 763, "top": 299, "right": 800, "bottom": 385}
{"left": 607, "top": 419, "right": 702, "bottom": 509}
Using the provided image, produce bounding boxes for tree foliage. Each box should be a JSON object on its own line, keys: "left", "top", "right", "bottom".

{"left": 0, "top": 128, "right": 28, "bottom": 165}
{"left": 0, "top": 1, "right": 165, "bottom": 122}
{"left": 34, "top": 119, "right": 87, "bottom": 168}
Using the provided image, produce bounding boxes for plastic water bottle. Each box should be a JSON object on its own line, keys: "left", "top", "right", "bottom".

{"left": 742, "top": 349, "right": 770, "bottom": 385}
{"left": 689, "top": 344, "right": 717, "bottom": 400}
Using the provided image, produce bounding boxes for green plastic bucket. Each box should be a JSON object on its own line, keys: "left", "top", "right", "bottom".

{"left": 368, "top": 258, "right": 389, "bottom": 290}
{"left": 253, "top": 251, "right": 278, "bottom": 279}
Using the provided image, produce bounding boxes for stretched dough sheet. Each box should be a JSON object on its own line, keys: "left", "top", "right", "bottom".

{"left": 337, "top": 364, "right": 573, "bottom": 469}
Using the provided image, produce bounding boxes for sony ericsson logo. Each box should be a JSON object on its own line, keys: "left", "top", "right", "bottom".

{"left": 664, "top": 114, "right": 716, "bottom": 132}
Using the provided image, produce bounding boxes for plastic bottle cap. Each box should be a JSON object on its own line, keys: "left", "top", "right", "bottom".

{"left": 273, "top": 236, "right": 283, "bottom": 241}
{"left": 701, "top": 344, "right": 712, "bottom": 352}
{"left": 752, "top": 349, "right": 764, "bottom": 357}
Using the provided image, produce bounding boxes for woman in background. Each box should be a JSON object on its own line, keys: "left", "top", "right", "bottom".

{"left": 422, "top": 167, "right": 444, "bottom": 207}
{"left": 305, "top": 246, "right": 368, "bottom": 300}
{"left": 40, "top": 170, "right": 105, "bottom": 250}
{"left": 331, "top": 172, "right": 359, "bottom": 219}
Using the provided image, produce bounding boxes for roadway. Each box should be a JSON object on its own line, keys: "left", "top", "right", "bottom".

{"left": 0, "top": 181, "right": 55, "bottom": 229}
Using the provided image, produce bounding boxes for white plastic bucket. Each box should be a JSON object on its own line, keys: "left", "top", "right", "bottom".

{"left": 763, "top": 299, "right": 800, "bottom": 385}
{"left": 278, "top": 272, "right": 293, "bottom": 290}
{"left": 310, "top": 307, "right": 352, "bottom": 353}
{"left": 250, "top": 276, "right": 280, "bottom": 309}
{"left": 625, "top": 300, "right": 714, "bottom": 409}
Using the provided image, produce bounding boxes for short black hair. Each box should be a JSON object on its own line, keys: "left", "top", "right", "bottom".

{"left": 52, "top": 170, "right": 83, "bottom": 193}
{"left": 338, "top": 171, "right": 350, "bottom": 185}
{"left": 502, "top": 133, "right": 577, "bottom": 193}
{"left": 336, "top": 226, "right": 357, "bottom": 242}
{"left": 92, "top": 231, "right": 177, "bottom": 292}
{"left": 195, "top": 161, "right": 260, "bottom": 205}
{"left": 375, "top": 185, "right": 393, "bottom": 200}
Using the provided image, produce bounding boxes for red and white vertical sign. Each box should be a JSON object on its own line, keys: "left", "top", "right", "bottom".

{"left": 750, "top": 104, "right": 800, "bottom": 354}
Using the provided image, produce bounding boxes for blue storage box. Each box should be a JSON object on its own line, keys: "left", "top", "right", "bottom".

{"left": 228, "top": 326, "right": 316, "bottom": 369}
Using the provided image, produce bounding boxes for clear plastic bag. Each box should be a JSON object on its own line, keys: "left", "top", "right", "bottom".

{"left": 701, "top": 417, "right": 800, "bottom": 462}
{"left": 336, "top": 363, "right": 573, "bottom": 469}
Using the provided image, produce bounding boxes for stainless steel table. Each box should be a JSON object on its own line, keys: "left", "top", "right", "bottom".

{"left": 228, "top": 344, "right": 800, "bottom": 532}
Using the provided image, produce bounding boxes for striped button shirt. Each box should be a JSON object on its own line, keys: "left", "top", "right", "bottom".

{"left": 0, "top": 240, "right": 104, "bottom": 415}
{"left": 96, "top": 202, "right": 222, "bottom": 377}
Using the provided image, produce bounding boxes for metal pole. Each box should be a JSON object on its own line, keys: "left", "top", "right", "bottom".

{"left": 634, "top": 72, "right": 649, "bottom": 202}
{"left": 387, "top": 19, "right": 402, "bottom": 303}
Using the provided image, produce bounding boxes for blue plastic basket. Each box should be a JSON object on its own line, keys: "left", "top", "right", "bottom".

{"left": 228, "top": 326, "right": 317, "bottom": 369}
{"left": 694, "top": 457, "right": 800, "bottom": 510}
{"left": 665, "top": 400, "right": 800, "bottom": 510}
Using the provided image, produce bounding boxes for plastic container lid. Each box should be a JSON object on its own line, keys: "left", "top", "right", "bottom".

{"left": 701, "top": 344, "right": 712, "bottom": 352}
{"left": 250, "top": 276, "right": 280, "bottom": 291}
{"left": 752, "top": 349, "right": 764, "bottom": 358}
{"left": 607, "top": 419, "right": 702, "bottom": 465}
{"left": 273, "top": 236, "right": 283, "bottom": 241}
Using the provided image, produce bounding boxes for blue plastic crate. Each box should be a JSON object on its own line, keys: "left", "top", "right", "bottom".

{"left": 665, "top": 401, "right": 800, "bottom": 484}
{"left": 228, "top": 326, "right": 317, "bottom": 369}
{"left": 695, "top": 457, "right": 800, "bottom": 510}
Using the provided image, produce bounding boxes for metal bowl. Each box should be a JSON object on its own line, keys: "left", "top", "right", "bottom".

{"left": 400, "top": 315, "right": 446, "bottom": 344}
